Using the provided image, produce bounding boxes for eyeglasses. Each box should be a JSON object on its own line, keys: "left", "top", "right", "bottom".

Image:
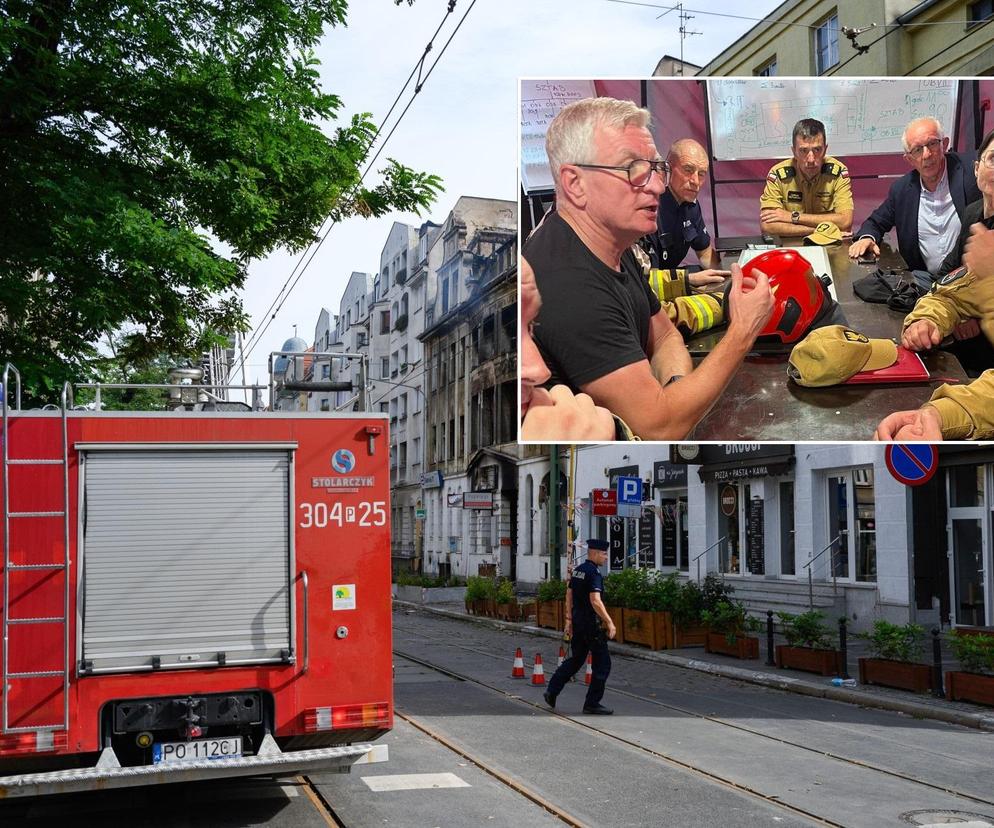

{"left": 906, "top": 138, "right": 942, "bottom": 158}
{"left": 572, "top": 158, "right": 670, "bottom": 188}
{"left": 676, "top": 163, "right": 708, "bottom": 181}
{"left": 980, "top": 154, "right": 994, "bottom": 170}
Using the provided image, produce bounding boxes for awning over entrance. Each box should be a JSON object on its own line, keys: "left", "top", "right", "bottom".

{"left": 695, "top": 445, "right": 795, "bottom": 483}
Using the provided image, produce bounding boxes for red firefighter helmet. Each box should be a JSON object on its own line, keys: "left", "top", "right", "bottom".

{"left": 741, "top": 248, "right": 832, "bottom": 344}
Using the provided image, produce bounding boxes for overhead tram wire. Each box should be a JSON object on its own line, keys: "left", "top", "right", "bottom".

{"left": 239, "top": 1, "right": 458, "bottom": 364}
{"left": 903, "top": 16, "right": 994, "bottom": 75}
{"left": 240, "top": 0, "right": 478, "bottom": 371}
{"left": 237, "top": 1, "right": 467, "bottom": 372}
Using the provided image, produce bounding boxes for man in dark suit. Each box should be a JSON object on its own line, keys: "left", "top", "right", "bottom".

{"left": 848, "top": 118, "right": 979, "bottom": 273}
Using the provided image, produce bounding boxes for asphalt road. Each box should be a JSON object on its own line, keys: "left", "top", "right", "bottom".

{"left": 3, "top": 606, "right": 994, "bottom": 827}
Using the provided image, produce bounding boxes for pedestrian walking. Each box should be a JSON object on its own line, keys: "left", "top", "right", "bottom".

{"left": 543, "top": 539, "right": 617, "bottom": 714}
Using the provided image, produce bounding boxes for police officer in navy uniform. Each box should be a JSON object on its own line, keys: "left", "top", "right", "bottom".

{"left": 543, "top": 538, "right": 617, "bottom": 714}
{"left": 641, "top": 139, "right": 728, "bottom": 289}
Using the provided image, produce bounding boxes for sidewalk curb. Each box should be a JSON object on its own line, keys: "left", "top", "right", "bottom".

{"left": 394, "top": 600, "right": 994, "bottom": 733}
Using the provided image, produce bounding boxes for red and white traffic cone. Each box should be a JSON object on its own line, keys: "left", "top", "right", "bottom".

{"left": 557, "top": 645, "right": 566, "bottom": 669}
{"left": 531, "top": 653, "right": 546, "bottom": 685}
{"left": 584, "top": 653, "right": 593, "bottom": 685}
{"left": 511, "top": 647, "right": 525, "bottom": 679}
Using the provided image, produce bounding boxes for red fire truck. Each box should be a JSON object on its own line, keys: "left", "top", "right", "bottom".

{"left": 0, "top": 364, "right": 392, "bottom": 796}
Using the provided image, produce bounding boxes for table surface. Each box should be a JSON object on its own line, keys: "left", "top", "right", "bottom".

{"left": 686, "top": 241, "right": 969, "bottom": 441}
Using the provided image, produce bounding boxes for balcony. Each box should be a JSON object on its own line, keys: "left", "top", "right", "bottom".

{"left": 393, "top": 314, "right": 408, "bottom": 333}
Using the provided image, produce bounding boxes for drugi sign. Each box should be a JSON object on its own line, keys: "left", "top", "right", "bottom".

{"left": 720, "top": 485, "right": 737, "bottom": 517}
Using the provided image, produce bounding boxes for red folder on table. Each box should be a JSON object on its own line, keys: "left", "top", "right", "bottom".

{"left": 843, "top": 346, "right": 930, "bottom": 384}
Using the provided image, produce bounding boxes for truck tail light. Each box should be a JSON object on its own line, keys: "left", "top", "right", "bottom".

{"left": 303, "top": 702, "right": 390, "bottom": 732}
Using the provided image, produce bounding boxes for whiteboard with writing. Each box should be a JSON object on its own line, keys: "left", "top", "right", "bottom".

{"left": 520, "top": 79, "right": 597, "bottom": 193}
{"left": 708, "top": 78, "right": 959, "bottom": 161}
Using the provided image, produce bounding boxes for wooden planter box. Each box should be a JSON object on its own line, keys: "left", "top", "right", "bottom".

{"left": 483, "top": 598, "right": 498, "bottom": 618}
{"left": 672, "top": 623, "right": 708, "bottom": 648}
{"left": 945, "top": 671, "right": 994, "bottom": 706}
{"left": 621, "top": 608, "right": 672, "bottom": 650}
{"left": 518, "top": 601, "right": 536, "bottom": 622}
{"left": 606, "top": 606, "right": 625, "bottom": 645}
{"left": 775, "top": 644, "right": 842, "bottom": 676}
{"left": 496, "top": 602, "right": 521, "bottom": 622}
{"left": 536, "top": 599, "right": 564, "bottom": 630}
{"left": 705, "top": 631, "right": 759, "bottom": 659}
{"left": 858, "top": 658, "right": 934, "bottom": 694}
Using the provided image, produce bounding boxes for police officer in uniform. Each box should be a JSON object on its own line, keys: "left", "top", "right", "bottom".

{"left": 543, "top": 538, "right": 616, "bottom": 714}
{"left": 760, "top": 118, "right": 854, "bottom": 238}
{"left": 642, "top": 139, "right": 728, "bottom": 289}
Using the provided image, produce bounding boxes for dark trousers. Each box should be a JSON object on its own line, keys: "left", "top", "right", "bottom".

{"left": 546, "top": 628, "right": 611, "bottom": 707}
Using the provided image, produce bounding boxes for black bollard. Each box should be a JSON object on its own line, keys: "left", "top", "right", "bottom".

{"left": 838, "top": 617, "right": 849, "bottom": 680}
{"left": 766, "top": 610, "right": 775, "bottom": 666}
{"left": 931, "top": 627, "right": 945, "bottom": 698}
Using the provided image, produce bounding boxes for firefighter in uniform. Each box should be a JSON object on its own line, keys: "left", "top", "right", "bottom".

{"left": 878, "top": 222, "right": 994, "bottom": 439}
{"left": 543, "top": 539, "right": 616, "bottom": 715}
{"left": 760, "top": 118, "right": 854, "bottom": 239}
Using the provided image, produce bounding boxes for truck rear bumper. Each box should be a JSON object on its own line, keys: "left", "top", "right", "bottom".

{"left": 0, "top": 735, "right": 388, "bottom": 798}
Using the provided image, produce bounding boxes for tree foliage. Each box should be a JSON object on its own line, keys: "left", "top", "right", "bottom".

{"left": 0, "top": 0, "right": 442, "bottom": 401}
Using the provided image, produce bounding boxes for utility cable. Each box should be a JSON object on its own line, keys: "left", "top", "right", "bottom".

{"left": 239, "top": 1, "right": 467, "bottom": 364}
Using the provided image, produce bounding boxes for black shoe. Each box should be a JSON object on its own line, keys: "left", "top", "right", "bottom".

{"left": 582, "top": 704, "right": 613, "bottom": 715}
{"left": 543, "top": 691, "right": 556, "bottom": 709}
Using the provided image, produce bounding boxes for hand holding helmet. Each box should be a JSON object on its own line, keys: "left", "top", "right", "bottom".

{"left": 726, "top": 263, "right": 773, "bottom": 343}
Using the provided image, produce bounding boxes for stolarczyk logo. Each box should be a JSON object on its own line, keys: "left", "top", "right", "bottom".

{"left": 331, "top": 449, "right": 356, "bottom": 474}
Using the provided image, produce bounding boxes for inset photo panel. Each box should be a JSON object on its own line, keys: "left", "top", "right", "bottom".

{"left": 518, "top": 76, "right": 994, "bottom": 444}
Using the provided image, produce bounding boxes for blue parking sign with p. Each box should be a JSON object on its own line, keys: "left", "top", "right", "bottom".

{"left": 617, "top": 476, "right": 642, "bottom": 505}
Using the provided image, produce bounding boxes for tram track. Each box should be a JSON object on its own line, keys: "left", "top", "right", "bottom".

{"left": 392, "top": 648, "right": 844, "bottom": 828}
{"left": 392, "top": 623, "right": 994, "bottom": 818}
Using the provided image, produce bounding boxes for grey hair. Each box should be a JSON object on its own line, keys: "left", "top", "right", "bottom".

{"left": 901, "top": 117, "right": 945, "bottom": 152}
{"left": 545, "top": 97, "right": 651, "bottom": 193}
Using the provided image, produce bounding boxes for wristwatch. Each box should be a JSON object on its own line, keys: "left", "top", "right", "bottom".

{"left": 791, "top": 210, "right": 800, "bottom": 224}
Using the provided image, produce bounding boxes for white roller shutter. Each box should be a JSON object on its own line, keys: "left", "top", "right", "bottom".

{"left": 81, "top": 449, "right": 291, "bottom": 673}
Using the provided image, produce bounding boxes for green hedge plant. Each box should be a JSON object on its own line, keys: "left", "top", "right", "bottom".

{"left": 495, "top": 579, "right": 516, "bottom": 605}
{"left": 949, "top": 631, "right": 994, "bottom": 675}
{"left": 855, "top": 620, "right": 926, "bottom": 663}
{"left": 537, "top": 579, "right": 567, "bottom": 602}
{"left": 701, "top": 600, "right": 761, "bottom": 644}
{"left": 777, "top": 610, "right": 836, "bottom": 650}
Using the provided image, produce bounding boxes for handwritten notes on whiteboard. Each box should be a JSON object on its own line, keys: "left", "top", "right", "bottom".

{"left": 708, "top": 78, "right": 958, "bottom": 160}
{"left": 521, "top": 79, "right": 597, "bottom": 193}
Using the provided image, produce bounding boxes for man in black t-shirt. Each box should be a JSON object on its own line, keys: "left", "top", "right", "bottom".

{"left": 543, "top": 539, "right": 616, "bottom": 714}
{"left": 525, "top": 96, "right": 774, "bottom": 440}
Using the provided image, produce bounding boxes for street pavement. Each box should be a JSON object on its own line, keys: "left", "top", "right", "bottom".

{"left": 2, "top": 603, "right": 993, "bottom": 827}
{"left": 381, "top": 602, "right": 994, "bottom": 827}
{"left": 402, "top": 599, "right": 994, "bottom": 733}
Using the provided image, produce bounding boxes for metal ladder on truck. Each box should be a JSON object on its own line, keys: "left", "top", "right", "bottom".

{"left": 1, "top": 364, "right": 71, "bottom": 742}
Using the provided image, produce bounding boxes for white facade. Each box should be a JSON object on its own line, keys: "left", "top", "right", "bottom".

{"left": 329, "top": 271, "right": 373, "bottom": 410}
{"left": 560, "top": 443, "right": 920, "bottom": 632}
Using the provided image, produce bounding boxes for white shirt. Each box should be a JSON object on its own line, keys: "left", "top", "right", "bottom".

{"left": 918, "top": 166, "right": 961, "bottom": 273}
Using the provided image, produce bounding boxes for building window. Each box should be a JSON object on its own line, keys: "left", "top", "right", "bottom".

{"left": 379, "top": 402, "right": 388, "bottom": 414}
{"left": 381, "top": 357, "right": 389, "bottom": 379}
{"left": 380, "top": 311, "right": 390, "bottom": 335}
{"left": 756, "top": 56, "right": 777, "bottom": 77}
{"left": 779, "top": 481, "right": 795, "bottom": 576}
{"left": 970, "top": 0, "right": 994, "bottom": 24}
{"left": 826, "top": 468, "right": 876, "bottom": 582}
{"left": 814, "top": 13, "right": 839, "bottom": 74}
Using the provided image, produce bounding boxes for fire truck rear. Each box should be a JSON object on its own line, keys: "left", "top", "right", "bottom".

{"left": 0, "top": 364, "right": 392, "bottom": 797}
